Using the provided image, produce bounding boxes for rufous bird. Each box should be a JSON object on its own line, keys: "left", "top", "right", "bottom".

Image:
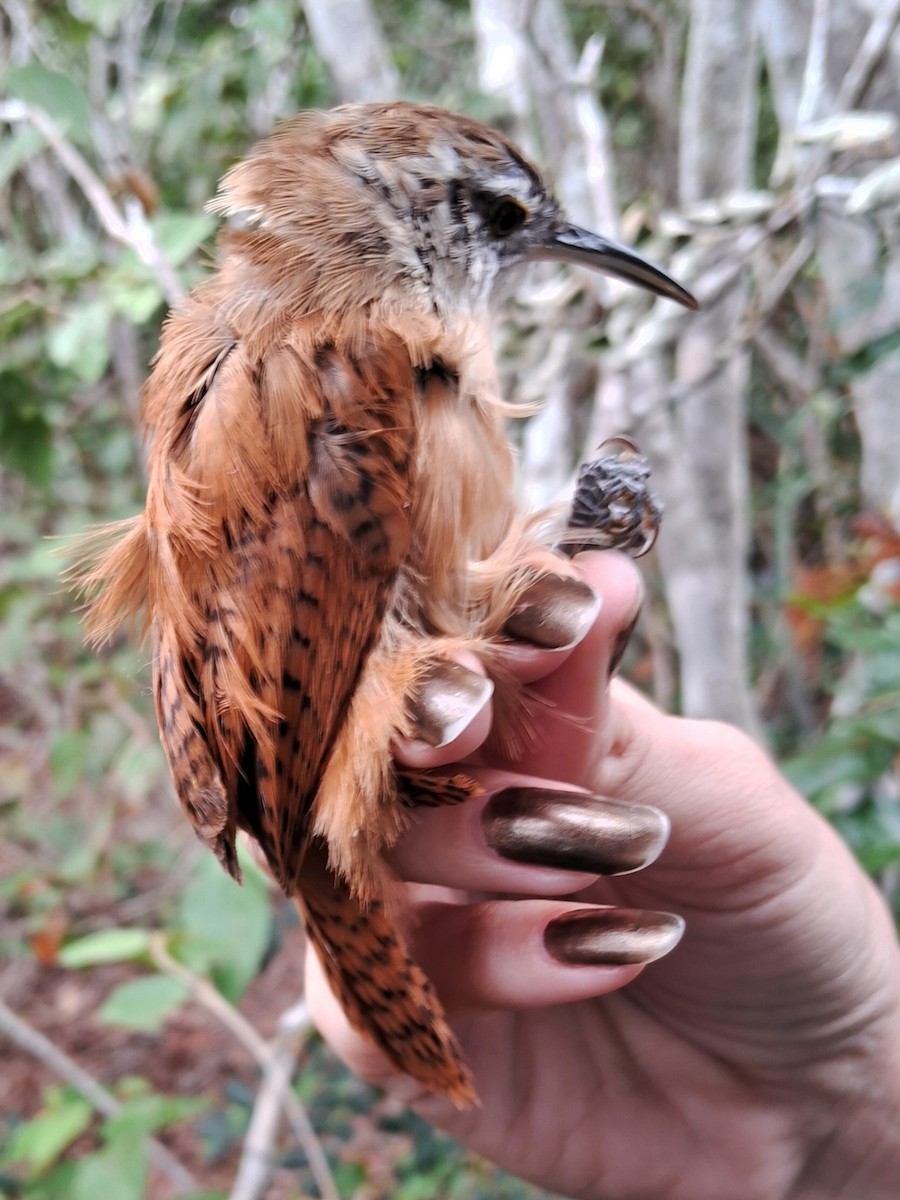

{"left": 77, "top": 103, "right": 696, "bottom": 1106}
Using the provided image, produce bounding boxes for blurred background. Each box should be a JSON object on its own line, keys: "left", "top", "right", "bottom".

{"left": 1, "top": 1, "right": 899, "bottom": 1197}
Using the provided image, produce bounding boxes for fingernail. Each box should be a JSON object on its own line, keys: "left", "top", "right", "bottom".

{"left": 608, "top": 611, "right": 640, "bottom": 680}
{"left": 407, "top": 661, "right": 493, "bottom": 748}
{"left": 482, "top": 788, "right": 669, "bottom": 876}
{"left": 544, "top": 908, "right": 685, "bottom": 966}
{"left": 504, "top": 575, "right": 600, "bottom": 650}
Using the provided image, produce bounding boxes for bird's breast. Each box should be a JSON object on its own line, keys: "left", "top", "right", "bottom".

{"left": 407, "top": 357, "right": 517, "bottom": 634}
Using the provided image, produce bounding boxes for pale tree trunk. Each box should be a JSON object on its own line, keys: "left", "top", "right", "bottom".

{"left": 475, "top": 0, "right": 764, "bottom": 727}
{"left": 652, "top": 0, "right": 760, "bottom": 730}
{"left": 472, "top": 0, "right": 533, "bottom": 137}
{"left": 760, "top": 0, "right": 900, "bottom": 520}
{"left": 817, "top": 0, "right": 900, "bottom": 521}
{"left": 300, "top": 0, "right": 398, "bottom": 104}
{"left": 472, "top": 0, "right": 622, "bottom": 508}
{"left": 818, "top": 209, "right": 900, "bottom": 521}
{"left": 473, "top": 0, "right": 618, "bottom": 229}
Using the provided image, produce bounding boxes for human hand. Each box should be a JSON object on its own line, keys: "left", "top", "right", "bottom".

{"left": 306, "top": 552, "right": 900, "bottom": 1200}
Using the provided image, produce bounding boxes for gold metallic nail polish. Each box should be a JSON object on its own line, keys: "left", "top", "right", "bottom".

{"left": 504, "top": 574, "right": 600, "bottom": 650}
{"left": 544, "top": 908, "right": 685, "bottom": 966}
{"left": 407, "top": 660, "right": 493, "bottom": 748}
{"left": 482, "top": 787, "right": 669, "bottom": 876}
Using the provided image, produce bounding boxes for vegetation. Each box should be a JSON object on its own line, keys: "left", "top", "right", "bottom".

{"left": 1, "top": 0, "right": 898, "bottom": 1197}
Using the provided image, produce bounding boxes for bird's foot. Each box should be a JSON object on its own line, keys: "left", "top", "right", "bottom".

{"left": 559, "top": 437, "right": 662, "bottom": 559}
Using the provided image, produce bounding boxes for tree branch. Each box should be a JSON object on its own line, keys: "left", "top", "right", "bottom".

{"left": 0, "top": 98, "right": 183, "bottom": 307}
{"left": 300, "top": 0, "right": 398, "bottom": 103}
{"left": 148, "top": 934, "right": 337, "bottom": 1200}
{"left": 229, "top": 1001, "right": 322, "bottom": 1200}
{"left": 796, "top": 0, "right": 831, "bottom": 128}
{"left": 835, "top": 0, "right": 900, "bottom": 110}
{"left": 0, "top": 997, "right": 198, "bottom": 1193}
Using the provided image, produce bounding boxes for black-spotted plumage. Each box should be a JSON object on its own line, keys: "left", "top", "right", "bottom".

{"left": 75, "top": 102, "right": 695, "bottom": 1107}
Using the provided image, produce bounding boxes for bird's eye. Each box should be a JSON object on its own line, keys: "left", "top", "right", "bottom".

{"left": 486, "top": 197, "right": 528, "bottom": 238}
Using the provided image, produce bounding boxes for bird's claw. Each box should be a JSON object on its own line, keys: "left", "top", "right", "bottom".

{"left": 559, "top": 437, "right": 662, "bottom": 559}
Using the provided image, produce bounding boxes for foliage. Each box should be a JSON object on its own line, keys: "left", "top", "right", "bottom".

{"left": 1, "top": 1080, "right": 206, "bottom": 1200}
{"left": 784, "top": 589, "right": 900, "bottom": 901}
{"left": 1, "top": 0, "right": 899, "bottom": 1197}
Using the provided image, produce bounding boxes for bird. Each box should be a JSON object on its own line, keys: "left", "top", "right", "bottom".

{"left": 76, "top": 102, "right": 696, "bottom": 1107}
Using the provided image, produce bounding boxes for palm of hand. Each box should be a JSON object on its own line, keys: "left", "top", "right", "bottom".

{"left": 411, "top": 704, "right": 895, "bottom": 1200}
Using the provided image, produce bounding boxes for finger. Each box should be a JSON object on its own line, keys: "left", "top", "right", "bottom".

{"left": 600, "top": 681, "right": 792, "bottom": 849}
{"left": 386, "top": 767, "right": 670, "bottom": 895}
{"left": 396, "top": 570, "right": 603, "bottom": 769}
{"left": 530, "top": 550, "right": 643, "bottom": 709}
{"left": 499, "top": 570, "right": 601, "bottom": 684}
{"left": 305, "top": 895, "right": 684, "bottom": 1088}
{"left": 490, "top": 554, "right": 640, "bottom": 686}
{"left": 397, "top": 653, "right": 494, "bottom": 768}
{"left": 411, "top": 898, "right": 684, "bottom": 1012}
{"left": 396, "top": 553, "right": 639, "bottom": 773}
{"left": 492, "top": 551, "right": 644, "bottom": 784}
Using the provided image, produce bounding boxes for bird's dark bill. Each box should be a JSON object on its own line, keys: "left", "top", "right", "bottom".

{"left": 533, "top": 224, "right": 698, "bottom": 310}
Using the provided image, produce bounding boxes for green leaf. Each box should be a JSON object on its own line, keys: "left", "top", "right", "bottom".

{"left": 56, "top": 840, "right": 102, "bottom": 885}
{"left": 1, "top": 1089, "right": 92, "bottom": 1174}
{"left": 109, "top": 280, "right": 164, "bottom": 323}
{"left": 22, "top": 1159, "right": 79, "bottom": 1200}
{"left": 837, "top": 327, "right": 900, "bottom": 381}
{"left": 104, "top": 1089, "right": 206, "bottom": 1141}
{"left": 100, "top": 975, "right": 189, "bottom": 1032}
{"left": 176, "top": 850, "right": 271, "bottom": 1002}
{"left": 0, "top": 370, "right": 54, "bottom": 487}
{"left": 46, "top": 302, "right": 111, "bottom": 385}
{"left": 2, "top": 538, "right": 64, "bottom": 584}
{"left": 0, "top": 124, "right": 45, "bottom": 188}
{"left": 48, "top": 728, "right": 90, "bottom": 801}
{"left": 785, "top": 741, "right": 875, "bottom": 807}
{"left": 333, "top": 1161, "right": 368, "bottom": 1194}
{"left": 0, "top": 405, "right": 53, "bottom": 487}
{"left": 242, "top": 0, "right": 295, "bottom": 42}
{"left": 4, "top": 64, "right": 92, "bottom": 146}
{"left": 66, "top": 1131, "right": 147, "bottom": 1200}
{"left": 113, "top": 741, "right": 166, "bottom": 803}
{"left": 59, "top": 927, "right": 150, "bottom": 967}
{"left": 150, "top": 212, "right": 216, "bottom": 266}
{"left": 0, "top": 244, "right": 23, "bottom": 286}
{"left": 37, "top": 237, "right": 100, "bottom": 282}
{"left": 196, "top": 1103, "right": 248, "bottom": 1161}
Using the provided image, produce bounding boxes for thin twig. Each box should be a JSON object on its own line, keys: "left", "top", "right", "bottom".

{"left": 0, "top": 997, "right": 199, "bottom": 1193}
{"left": 229, "top": 1001, "right": 327, "bottom": 1200}
{"left": 797, "top": 0, "right": 831, "bottom": 130}
{"left": 0, "top": 0, "right": 60, "bottom": 67}
{"left": 151, "top": 0, "right": 187, "bottom": 62}
{"left": 835, "top": 0, "right": 900, "bottom": 111}
{"left": 756, "top": 233, "right": 815, "bottom": 317}
{"left": 752, "top": 326, "right": 818, "bottom": 398}
{"left": 149, "top": 934, "right": 337, "bottom": 1200}
{"left": 149, "top": 933, "right": 272, "bottom": 1061}
{"left": 229, "top": 1039, "right": 300, "bottom": 1200}
{"left": 602, "top": 178, "right": 824, "bottom": 379}
{"left": 0, "top": 99, "right": 183, "bottom": 307}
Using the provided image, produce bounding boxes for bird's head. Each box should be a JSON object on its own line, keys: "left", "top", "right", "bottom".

{"left": 210, "top": 102, "right": 696, "bottom": 321}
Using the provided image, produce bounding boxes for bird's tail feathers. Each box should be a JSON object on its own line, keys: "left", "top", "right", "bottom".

{"left": 297, "top": 842, "right": 477, "bottom": 1108}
